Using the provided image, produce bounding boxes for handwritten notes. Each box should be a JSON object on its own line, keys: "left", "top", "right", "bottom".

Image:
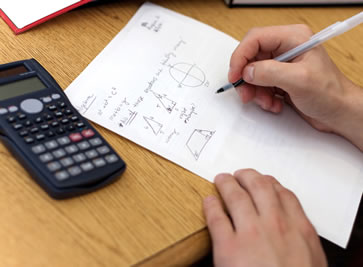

{"left": 65, "top": 2, "right": 363, "bottom": 248}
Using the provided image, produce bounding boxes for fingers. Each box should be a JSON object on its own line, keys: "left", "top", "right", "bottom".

{"left": 214, "top": 173, "right": 258, "bottom": 228}
{"left": 203, "top": 195, "right": 234, "bottom": 244}
{"left": 229, "top": 24, "right": 313, "bottom": 83}
{"left": 233, "top": 169, "right": 284, "bottom": 221}
{"left": 236, "top": 84, "right": 283, "bottom": 113}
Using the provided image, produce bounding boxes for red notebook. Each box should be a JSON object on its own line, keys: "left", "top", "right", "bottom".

{"left": 0, "top": 0, "right": 92, "bottom": 34}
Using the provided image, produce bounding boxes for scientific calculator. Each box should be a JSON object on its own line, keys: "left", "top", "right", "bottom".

{"left": 0, "top": 59, "right": 126, "bottom": 199}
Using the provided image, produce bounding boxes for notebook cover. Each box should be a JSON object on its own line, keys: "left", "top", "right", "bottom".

{"left": 0, "top": 0, "right": 92, "bottom": 34}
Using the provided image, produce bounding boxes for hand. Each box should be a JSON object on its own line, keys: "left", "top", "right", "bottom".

{"left": 203, "top": 169, "right": 327, "bottom": 267}
{"left": 229, "top": 24, "right": 363, "bottom": 150}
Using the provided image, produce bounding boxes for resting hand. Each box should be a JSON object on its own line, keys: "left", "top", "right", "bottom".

{"left": 203, "top": 169, "right": 327, "bottom": 267}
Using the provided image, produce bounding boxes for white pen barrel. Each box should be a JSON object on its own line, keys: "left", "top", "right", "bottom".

{"left": 274, "top": 38, "right": 321, "bottom": 62}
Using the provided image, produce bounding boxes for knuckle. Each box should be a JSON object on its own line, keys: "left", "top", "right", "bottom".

{"left": 270, "top": 214, "right": 289, "bottom": 235}
{"left": 249, "top": 175, "right": 271, "bottom": 191}
{"left": 279, "top": 186, "right": 298, "bottom": 202}
{"left": 300, "top": 219, "right": 317, "bottom": 239}
{"left": 226, "top": 190, "right": 246, "bottom": 204}
{"left": 207, "top": 214, "right": 226, "bottom": 229}
{"left": 233, "top": 168, "right": 259, "bottom": 178}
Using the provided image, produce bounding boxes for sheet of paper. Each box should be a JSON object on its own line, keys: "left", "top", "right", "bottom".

{"left": 1, "top": 0, "right": 80, "bottom": 29}
{"left": 65, "top": 2, "right": 363, "bottom": 248}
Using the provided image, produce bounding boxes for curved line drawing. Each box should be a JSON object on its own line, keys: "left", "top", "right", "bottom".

{"left": 143, "top": 116, "right": 163, "bottom": 135}
{"left": 169, "top": 63, "right": 206, "bottom": 88}
{"left": 186, "top": 129, "right": 215, "bottom": 160}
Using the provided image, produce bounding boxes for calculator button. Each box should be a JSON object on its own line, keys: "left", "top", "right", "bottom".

{"left": 24, "top": 137, "right": 35, "bottom": 144}
{"left": 97, "top": 146, "right": 110, "bottom": 155}
{"left": 70, "top": 115, "right": 78, "bottom": 122}
{"left": 52, "top": 148, "right": 66, "bottom": 159}
{"left": 89, "top": 137, "right": 102, "bottom": 146}
{"left": 34, "top": 117, "right": 43, "bottom": 124}
{"left": 81, "top": 129, "right": 95, "bottom": 138}
{"left": 42, "top": 96, "right": 52, "bottom": 103}
{"left": 47, "top": 131, "right": 56, "bottom": 137}
{"left": 65, "top": 144, "right": 79, "bottom": 154}
{"left": 56, "top": 128, "right": 66, "bottom": 135}
{"left": 93, "top": 158, "right": 106, "bottom": 168}
{"left": 30, "top": 127, "right": 39, "bottom": 134}
{"left": 68, "top": 166, "right": 82, "bottom": 176}
{"left": 69, "top": 133, "right": 82, "bottom": 142}
{"left": 52, "top": 94, "right": 61, "bottom": 100}
{"left": 13, "top": 124, "right": 23, "bottom": 130}
{"left": 17, "top": 114, "right": 26, "bottom": 120}
{"left": 55, "top": 171, "right": 70, "bottom": 181}
{"left": 24, "top": 120, "right": 33, "bottom": 127}
{"left": 51, "top": 121, "right": 59, "bottom": 127}
{"left": 85, "top": 149, "right": 98, "bottom": 159}
{"left": 8, "top": 106, "right": 18, "bottom": 113}
{"left": 105, "top": 154, "right": 119, "bottom": 164}
{"left": 61, "top": 118, "right": 69, "bottom": 125}
{"left": 73, "top": 153, "right": 86, "bottom": 163}
{"left": 58, "top": 102, "right": 67, "bottom": 108}
{"left": 39, "top": 153, "right": 54, "bottom": 163}
{"left": 35, "top": 134, "right": 46, "bottom": 141}
{"left": 7, "top": 116, "right": 16, "bottom": 123}
{"left": 80, "top": 162, "right": 94, "bottom": 172}
{"left": 32, "top": 144, "right": 46, "bottom": 154}
{"left": 20, "top": 99, "right": 43, "bottom": 114}
{"left": 54, "top": 111, "right": 63, "bottom": 118}
{"left": 44, "top": 114, "right": 53, "bottom": 121}
{"left": 67, "top": 125, "right": 75, "bottom": 132}
{"left": 47, "top": 161, "right": 61, "bottom": 172}
{"left": 19, "top": 130, "right": 29, "bottom": 137}
{"left": 77, "top": 141, "right": 90, "bottom": 150}
{"left": 65, "top": 109, "right": 73, "bottom": 115}
{"left": 60, "top": 157, "right": 74, "bottom": 167}
{"left": 48, "top": 105, "right": 57, "bottom": 111}
{"left": 40, "top": 124, "right": 49, "bottom": 131}
{"left": 57, "top": 136, "right": 71, "bottom": 146}
{"left": 45, "top": 140, "right": 58, "bottom": 150}
{"left": 0, "top": 108, "right": 8, "bottom": 115}
{"left": 76, "top": 122, "right": 85, "bottom": 128}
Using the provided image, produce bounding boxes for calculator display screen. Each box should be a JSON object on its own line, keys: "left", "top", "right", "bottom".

{"left": 0, "top": 76, "right": 46, "bottom": 100}
{"left": 0, "top": 65, "right": 28, "bottom": 78}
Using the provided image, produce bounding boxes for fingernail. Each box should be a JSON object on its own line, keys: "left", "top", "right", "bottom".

{"left": 243, "top": 65, "right": 255, "bottom": 82}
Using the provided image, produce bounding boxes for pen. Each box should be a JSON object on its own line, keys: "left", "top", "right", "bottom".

{"left": 216, "top": 11, "right": 363, "bottom": 94}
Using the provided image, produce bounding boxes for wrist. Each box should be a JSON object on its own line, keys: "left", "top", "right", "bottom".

{"left": 332, "top": 81, "right": 363, "bottom": 151}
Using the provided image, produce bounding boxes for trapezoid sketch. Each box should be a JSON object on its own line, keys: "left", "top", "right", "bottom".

{"left": 186, "top": 129, "right": 215, "bottom": 160}
{"left": 143, "top": 116, "right": 163, "bottom": 135}
{"left": 169, "top": 63, "right": 206, "bottom": 88}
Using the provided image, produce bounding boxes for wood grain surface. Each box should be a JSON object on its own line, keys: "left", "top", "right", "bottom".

{"left": 0, "top": 1, "right": 362, "bottom": 266}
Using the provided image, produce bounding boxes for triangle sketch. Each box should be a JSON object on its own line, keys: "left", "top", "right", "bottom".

{"left": 143, "top": 116, "right": 163, "bottom": 135}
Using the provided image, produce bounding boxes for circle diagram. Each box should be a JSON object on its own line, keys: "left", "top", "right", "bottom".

{"left": 169, "top": 63, "right": 206, "bottom": 87}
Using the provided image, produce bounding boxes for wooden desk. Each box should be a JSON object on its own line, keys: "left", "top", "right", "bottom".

{"left": 1, "top": 1, "right": 362, "bottom": 266}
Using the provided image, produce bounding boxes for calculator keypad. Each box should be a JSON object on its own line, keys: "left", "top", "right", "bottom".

{"left": 5, "top": 97, "right": 119, "bottom": 182}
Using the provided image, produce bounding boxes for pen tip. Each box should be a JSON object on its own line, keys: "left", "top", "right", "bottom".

{"left": 215, "top": 88, "right": 224, "bottom": 94}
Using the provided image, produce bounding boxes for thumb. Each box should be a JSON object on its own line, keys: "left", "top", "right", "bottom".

{"left": 242, "top": 60, "right": 305, "bottom": 93}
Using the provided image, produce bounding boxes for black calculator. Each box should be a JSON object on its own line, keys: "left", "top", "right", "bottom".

{"left": 0, "top": 59, "right": 126, "bottom": 199}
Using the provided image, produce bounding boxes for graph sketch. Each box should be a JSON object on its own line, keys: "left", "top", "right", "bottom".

{"left": 186, "top": 129, "right": 215, "bottom": 160}
{"left": 169, "top": 63, "right": 206, "bottom": 88}
{"left": 143, "top": 116, "right": 163, "bottom": 135}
